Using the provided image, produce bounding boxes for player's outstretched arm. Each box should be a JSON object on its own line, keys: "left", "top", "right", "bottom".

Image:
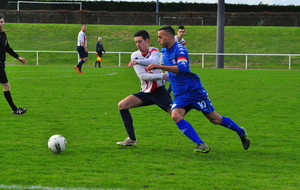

{"left": 18, "top": 57, "right": 26, "bottom": 64}
{"left": 147, "top": 63, "right": 179, "bottom": 73}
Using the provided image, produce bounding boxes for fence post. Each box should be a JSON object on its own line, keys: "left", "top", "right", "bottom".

{"left": 36, "top": 51, "right": 39, "bottom": 66}
{"left": 119, "top": 52, "right": 121, "bottom": 67}
{"left": 245, "top": 54, "right": 248, "bottom": 69}
{"left": 202, "top": 54, "right": 204, "bottom": 68}
{"left": 289, "top": 55, "right": 291, "bottom": 70}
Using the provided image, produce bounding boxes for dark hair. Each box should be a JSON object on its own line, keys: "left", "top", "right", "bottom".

{"left": 158, "top": 26, "right": 175, "bottom": 36}
{"left": 0, "top": 14, "right": 4, "bottom": 19}
{"left": 134, "top": 30, "right": 150, "bottom": 40}
{"left": 178, "top": 25, "right": 185, "bottom": 30}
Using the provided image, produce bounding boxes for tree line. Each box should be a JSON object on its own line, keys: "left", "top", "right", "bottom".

{"left": 2, "top": 0, "right": 300, "bottom": 12}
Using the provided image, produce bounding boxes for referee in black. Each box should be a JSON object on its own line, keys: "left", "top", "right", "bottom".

{"left": 0, "top": 14, "right": 27, "bottom": 114}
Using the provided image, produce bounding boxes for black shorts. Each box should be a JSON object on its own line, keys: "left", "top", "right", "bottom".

{"left": 0, "top": 62, "right": 8, "bottom": 84}
{"left": 77, "top": 46, "right": 88, "bottom": 58}
{"left": 97, "top": 51, "right": 103, "bottom": 57}
{"left": 133, "top": 86, "right": 172, "bottom": 112}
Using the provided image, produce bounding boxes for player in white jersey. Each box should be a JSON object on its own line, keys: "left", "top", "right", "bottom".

{"left": 74, "top": 24, "right": 88, "bottom": 73}
{"left": 117, "top": 30, "right": 172, "bottom": 146}
{"left": 174, "top": 25, "right": 186, "bottom": 46}
{"left": 131, "top": 47, "right": 165, "bottom": 93}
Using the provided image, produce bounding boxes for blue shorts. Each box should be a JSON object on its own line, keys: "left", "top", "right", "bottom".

{"left": 77, "top": 46, "right": 88, "bottom": 58}
{"left": 172, "top": 89, "right": 215, "bottom": 114}
{"left": 133, "top": 86, "right": 172, "bottom": 112}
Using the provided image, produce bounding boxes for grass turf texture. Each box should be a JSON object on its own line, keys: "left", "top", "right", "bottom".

{"left": 3, "top": 24, "right": 300, "bottom": 69}
{"left": 0, "top": 66, "right": 299, "bottom": 189}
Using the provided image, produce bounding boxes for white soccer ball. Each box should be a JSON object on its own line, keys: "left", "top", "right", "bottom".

{"left": 48, "top": 134, "right": 67, "bottom": 153}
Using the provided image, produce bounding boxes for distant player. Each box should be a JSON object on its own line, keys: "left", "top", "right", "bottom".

{"left": 94, "top": 37, "right": 106, "bottom": 68}
{"left": 74, "top": 24, "right": 88, "bottom": 73}
{"left": 0, "top": 14, "right": 27, "bottom": 114}
{"left": 174, "top": 25, "right": 186, "bottom": 46}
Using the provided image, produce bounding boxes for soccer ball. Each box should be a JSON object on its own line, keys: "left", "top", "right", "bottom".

{"left": 48, "top": 134, "right": 67, "bottom": 153}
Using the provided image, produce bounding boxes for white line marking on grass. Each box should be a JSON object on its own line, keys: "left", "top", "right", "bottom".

{"left": 0, "top": 184, "right": 124, "bottom": 190}
{"left": 7, "top": 70, "right": 74, "bottom": 73}
{"left": 12, "top": 73, "right": 118, "bottom": 80}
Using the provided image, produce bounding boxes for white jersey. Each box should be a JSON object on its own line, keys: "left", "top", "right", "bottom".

{"left": 174, "top": 36, "right": 186, "bottom": 46}
{"left": 131, "top": 47, "right": 165, "bottom": 93}
{"left": 77, "top": 30, "right": 87, "bottom": 46}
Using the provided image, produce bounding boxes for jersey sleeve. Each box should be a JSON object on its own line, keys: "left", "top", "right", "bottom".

{"left": 6, "top": 41, "right": 19, "bottom": 59}
{"left": 134, "top": 65, "right": 163, "bottom": 81}
{"left": 138, "top": 48, "right": 160, "bottom": 66}
{"left": 176, "top": 46, "right": 190, "bottom": 74}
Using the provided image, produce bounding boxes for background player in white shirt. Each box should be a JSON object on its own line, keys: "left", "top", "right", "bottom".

{"left": 74, "top": 24, "right": 88, "bottom": 73}
{"left": 174, "top": 25, "right": 186, "bottom": 46}
{"left": 117, "top": 30, "right": 172, "bottom": 146}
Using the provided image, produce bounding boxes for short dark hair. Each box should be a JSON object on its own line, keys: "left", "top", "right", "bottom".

{"left": 0, "top": 14, "right": 4, "bottom": 19}
{"left": 158, "top": 26, "right": 175, "bottom": 36}
{"left": 178, "top": 25, "right": 185, "bottom": 30}
{"left": 134, "top": 30, "right": 150, "bottom": 40}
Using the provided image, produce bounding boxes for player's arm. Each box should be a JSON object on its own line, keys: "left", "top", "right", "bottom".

{"left": 129, "top": 49, "right": 160, "bottom": 67}
{"left": 134, "top": 65, "right": 165, "bottom": 81}
{"left": 147, "top": 64, "right": 179, "bottom": 73}
{"left": 102, "top": 44, "right": 106, "bottom": 53}
{"left": 148, "top": 54, "right": 190, "bottom": 74}
{"left": 138, "top": 49, "right": 160, "bottom": 66}
{"left": 6, "top": 42, "right": 26, "bottom": 64}
{"left": 80, "top": 34, "right": 87, "bottom": 52}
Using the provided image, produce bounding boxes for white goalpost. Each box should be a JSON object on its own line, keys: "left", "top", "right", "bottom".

{"left": 16, "top": 1, "right": 82, "bottom": 11}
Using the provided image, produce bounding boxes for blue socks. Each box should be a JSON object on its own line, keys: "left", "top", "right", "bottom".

{"left": 176, "top": 117, "right": 244, "bottom": 145}
{"left": 221, "top": 116, "right": 245, "bottom": 136}
{"left": 176, "top": 119, "right": 204, "bottom": 144}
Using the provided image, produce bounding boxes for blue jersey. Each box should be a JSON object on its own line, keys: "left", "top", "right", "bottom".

{"left": 162, "top": 42, "right": 215, "bottom": 113}
{"left": 161, "top": 42, "right": 203, "bottom": 96}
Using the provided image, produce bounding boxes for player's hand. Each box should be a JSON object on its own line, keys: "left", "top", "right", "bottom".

{"left": 18, "top": 57, "right": 26, "bottom": 64}
{"left": 147, "top": 63, "right": 160, "bottom": 70}
{"left": 128, "top": 60, "right": 138, "bottom": 67}
{"left": 163, "top": 73, "right": 168, "bottom": 80}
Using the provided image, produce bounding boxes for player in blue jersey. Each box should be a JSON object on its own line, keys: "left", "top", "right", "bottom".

{"left": 148, "top": 26, "right": 250, "bottom": 154}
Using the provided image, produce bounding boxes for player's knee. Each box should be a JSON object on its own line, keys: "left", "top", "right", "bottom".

{"left": 2, "top": 83, "right": 10, "bottom": 91}
{"left": 118, "top": 101, "right": 124, "bottom": 110}
{"left": 209, "top": 118, "right": 222, "bottom": 125}
{"left": 171, "top": 113, "right": 182, "bottom": 123}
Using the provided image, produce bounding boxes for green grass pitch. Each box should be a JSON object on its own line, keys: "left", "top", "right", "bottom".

{"left": 0, "top": 65, "right": 299, "bottom": 190}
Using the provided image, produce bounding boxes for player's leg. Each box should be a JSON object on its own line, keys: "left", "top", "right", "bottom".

{"left": 0, "top": 65, "right": 26, "bottom": 114}
{"left": 2, "top": 82, "right": 16, "bottom": 111}
{"left": 2, "top": 82, "right": 27, "bottom": 114}
{"left": 98, "top": 55, "right": 102, "bottom": 67}
{"left": 204, "top": 111, "right": 245, "bottom": 135}
{"left": 172, "top": 106, "right": 210, "bottom": 154}
{"left": 117, "top": 95, "right": 143, "bottom": 145}
{"left": 172, "top": 108, "right": 204, "bottom": 144}
{"left": 75, "top": 47, "right": 87, "bottom": 72}
{"left": 204, "top": 111, "right": 250, "bottom": 150}
{"left": 152, "top": 86, "right": 172, "bottom": 115}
